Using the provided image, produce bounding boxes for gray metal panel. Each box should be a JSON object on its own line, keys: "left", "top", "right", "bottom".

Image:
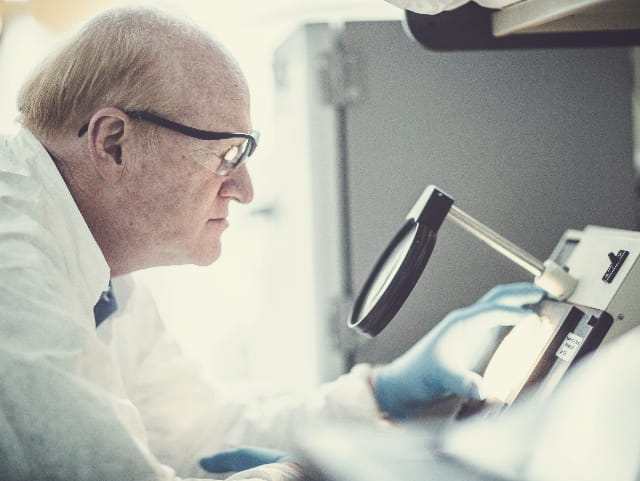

{"left": 271, "top": 23, "right": 348, "bottom": 382}
{"left": 340, "top": 21, "right": 636, "bottom": 363}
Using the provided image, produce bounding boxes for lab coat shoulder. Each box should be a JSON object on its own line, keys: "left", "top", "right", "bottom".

{"left": 0, "top": 155, "right": 65, "bottom": 277}
{"left": 0, "top": 132, "right": 91, "bottom": 351}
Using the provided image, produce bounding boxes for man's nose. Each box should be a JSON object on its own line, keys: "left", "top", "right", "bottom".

{"left": 220, "top": 164, "right": 254, "bottom": 204}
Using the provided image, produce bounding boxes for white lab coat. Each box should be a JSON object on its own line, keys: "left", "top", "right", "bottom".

{"left": 0, "top": 128, "right": 381, "bottom": 480}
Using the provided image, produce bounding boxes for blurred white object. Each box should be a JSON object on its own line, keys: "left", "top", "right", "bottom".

{"left": 443, "top": 326, "right": 640, "bottom": 481}
{"left": 481, "top": 313, "right": 555, "bottom": 403}
{"left": 383, "top": 0, "right": 519, "bottom": 14}
{"left": 383, "top": 0, "right": 467, "bottom": 14}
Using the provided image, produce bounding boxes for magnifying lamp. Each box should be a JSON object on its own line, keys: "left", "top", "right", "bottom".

{"left": 348, "top": 185, "right": 578, "bottom": 337}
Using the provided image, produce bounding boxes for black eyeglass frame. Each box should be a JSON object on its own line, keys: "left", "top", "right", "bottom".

{"left": 77, "top": 110, "right": 259, "bottom": 172}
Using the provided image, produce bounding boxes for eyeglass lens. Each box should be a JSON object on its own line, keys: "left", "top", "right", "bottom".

{"left": 212, "top": 139, "right": 250, "bottom": 174}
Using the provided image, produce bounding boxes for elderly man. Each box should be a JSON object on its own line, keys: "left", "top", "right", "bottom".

{"left": 0, "top": 5, "right": 544, "bottom": 481}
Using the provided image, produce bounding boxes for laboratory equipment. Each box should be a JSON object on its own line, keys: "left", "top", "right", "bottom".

{"left": 272, "top": 19, "right": 634, "bottom": 380}
{"left": 348, "top": 185, "right": 640, "bottom": 414}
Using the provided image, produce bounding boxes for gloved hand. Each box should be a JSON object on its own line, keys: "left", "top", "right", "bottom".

{"left": 373, "top": 282, "right": 546, "bottom": 419}
{"left": 200, "top": 446, "right": 302, "bottom": 481}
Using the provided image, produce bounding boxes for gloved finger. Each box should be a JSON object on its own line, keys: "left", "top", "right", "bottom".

{"left": 225, "top": 463, "right": 303, "bottom": 481}
{"left": 200, "top": 446, "right": 298, "bottom": 473}
{"left": 476, "top": 282, "right": 547, "bottom": 307}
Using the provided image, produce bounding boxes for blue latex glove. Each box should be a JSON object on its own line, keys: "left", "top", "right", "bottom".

{"left": 200, "top": 446, "right": 299, "bottom": 474}
{"left": 374, "top": 282, "right": 546, "bottom": 419}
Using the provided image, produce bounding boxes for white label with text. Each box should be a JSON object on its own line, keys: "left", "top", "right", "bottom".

{"left": 556, "top": 332, "right": 584, "bottom": 362}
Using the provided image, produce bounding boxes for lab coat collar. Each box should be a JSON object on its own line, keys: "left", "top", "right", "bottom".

{"left": 11, "top": 127, "right": 111, "bottom": 310}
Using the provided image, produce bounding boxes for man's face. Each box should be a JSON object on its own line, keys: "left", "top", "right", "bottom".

{"left": 123, "top": 86, "right": 254, "bottom": 267}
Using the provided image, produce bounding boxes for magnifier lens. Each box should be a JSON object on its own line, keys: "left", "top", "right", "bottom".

{"left": 348, "top": 186, "right": 454, "bottom": 337}
{"left": 362, "top": 223, "right": 419, "bottom": 318}
{"left": 349, "top": 221, "right": 437, "bottom": 336}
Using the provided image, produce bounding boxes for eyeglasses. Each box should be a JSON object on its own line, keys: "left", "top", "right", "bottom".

{"left": 78, "top": 110, "right": 260, "bottom": 176}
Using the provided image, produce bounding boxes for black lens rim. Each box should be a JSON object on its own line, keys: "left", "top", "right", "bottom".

{"left": 348, "top": 219, "right": 437, "bottom": 337}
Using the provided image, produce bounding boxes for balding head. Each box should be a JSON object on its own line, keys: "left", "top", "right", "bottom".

{"left": 17, "top": 6, "right": 247, "bottom": 141}
{"left": 17, "top": 6, "right": 255, "bottom": 276}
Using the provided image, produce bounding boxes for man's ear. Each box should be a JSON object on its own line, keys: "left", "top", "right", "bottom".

{"left": 85, "top": 108, "right": 132, "bottom": 182}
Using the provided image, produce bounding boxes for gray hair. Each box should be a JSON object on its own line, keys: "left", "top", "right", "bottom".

{"left": 17, "top": 6, "right": 233, "bottom": 139}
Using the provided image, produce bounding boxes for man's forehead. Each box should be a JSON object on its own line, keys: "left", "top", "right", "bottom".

{"left": 169, "top": 77, "right": 248, "bottom": 128}
{"left": 174, "top": 41, "right": 247, "bottom": 91}
{"left": 165, "top": 40, "right": 251, "bottom": 131}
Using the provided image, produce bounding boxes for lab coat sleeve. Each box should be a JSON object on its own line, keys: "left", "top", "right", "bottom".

{"left": 109, "top": 278, "right": 384, "bottom": 478}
